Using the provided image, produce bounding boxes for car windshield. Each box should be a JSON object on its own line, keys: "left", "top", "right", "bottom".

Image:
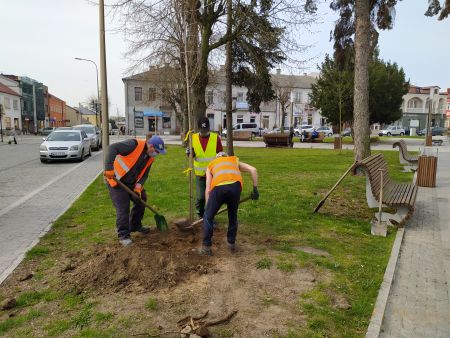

{"left": 43, "top": 127, "right": 53, "bottom": 131}
{"left": 47, "top": 132, "right": 81, "bottom": 141}
{"left": 74, "top": 126, "right": 95, "bottom": 134}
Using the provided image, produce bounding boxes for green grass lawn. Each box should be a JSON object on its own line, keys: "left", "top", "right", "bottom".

{"left": 0, "top": 146, "right": 414, "bottom": 337}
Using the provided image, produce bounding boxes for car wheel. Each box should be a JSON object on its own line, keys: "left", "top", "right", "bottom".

{"left": 40, "top": 158, "right": 47, "bottom": 164}
{"left": 79, "top": 149, "right": 84, "bottom": 162}
{"left": 328, "top": 133, "right": 333, "bottom": 137}
{"left": 88, "top": 146, "right": 92, "bottom": 157}
{"left": 387, "top": 132, "right": 392, "bottom": 136}
{"left": 400, "top": 132, "right": 404, "bottom": 136}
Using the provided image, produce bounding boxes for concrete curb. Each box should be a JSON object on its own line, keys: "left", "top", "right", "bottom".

{"left": 0, "top": 155, "right": 103, "bottom": 286}
{"left": 366, "top": 227, "right": 405, "bottom": 338}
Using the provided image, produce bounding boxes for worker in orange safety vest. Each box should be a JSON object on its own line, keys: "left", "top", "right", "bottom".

{"left": 197, "top": 152, "right": 259, "bottom": 255}
{"left": 104, "top": 135, "right": 166, "bottom": 246}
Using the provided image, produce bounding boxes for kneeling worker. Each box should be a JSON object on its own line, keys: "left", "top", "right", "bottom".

{"left": 199, "top": 152, "right": 259, "bottom": 255}
{"left": 104, "top": 136, "right": 166, "bottom": 246}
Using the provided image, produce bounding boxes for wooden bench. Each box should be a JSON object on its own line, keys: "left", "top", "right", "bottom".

{"left": 392, "top": 139, "right": 418, "bottom": 171}
{"left": 302, "top": 132, "right": 325, "bottom": 143}
{"left": 233, "top": 130, "right": 252, "bottom": 141}
{"left": 352, "top": 153, "right": 418, "bottom": 227}
{"left": 263, "top": 132, "right": 293, "bottom": 148}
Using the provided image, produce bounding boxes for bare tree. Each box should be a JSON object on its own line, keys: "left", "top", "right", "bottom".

{"left": 272, "top": 77, "right": 295, "bottom": 133}
{"left": 110, "top": 0, "right": 317, "bottom": 127}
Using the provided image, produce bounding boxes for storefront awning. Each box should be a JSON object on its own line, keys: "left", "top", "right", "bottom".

{"left": 143, "top": 109, "right": 163, "bottom": 117}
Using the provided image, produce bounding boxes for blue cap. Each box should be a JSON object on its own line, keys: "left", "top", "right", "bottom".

{"left": 147, "top": 135, "right": 167, "bottom": 154}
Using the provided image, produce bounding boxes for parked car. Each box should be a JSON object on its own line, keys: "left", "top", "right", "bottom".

{"left": 40, "top": 127, "right": 55, "bottom": 136}
{"left": 294, "top": 124, "right": 314, "bottom": 136}
{"left": 378, "top": 125, "right": 405, "bottom": 136}
{"left": 39, "top": 130, "right": 91, "bottom": 163}
{"left": 341, "top": 128, "right": 351, "bottom": 137}
{"left": 73, "top": 124, "right": 102, "bottom": 150}
{"left": 417, "top": 126, "right": 447, "bottom": 136}
{"left": 316, "top": 126, "right": 334, "bottom": 137}
{"left": 222, "top": 123, "right": 259, "bottom": 136}
{"left": 55, "top": 127, "right": 73, "bottom": 130}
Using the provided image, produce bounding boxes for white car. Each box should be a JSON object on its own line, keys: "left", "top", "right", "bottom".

{"left": 39, "top": 130, "right": 91, "bottom": 163}
{"left": 316, "top": 126, "right": 334, "bottom": 137}
{"left": 73, "top": 124, "right": 102, "bottom": 150}
{"left": 378, "top": 126, "right": 405, "bottom": 136}
{"left": 294, "top": 125, "right": 314, "bottom": 136}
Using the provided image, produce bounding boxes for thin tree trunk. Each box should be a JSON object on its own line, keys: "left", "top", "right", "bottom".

{"left": 353, "top": 0, "right": 371, "bottom": 160}
{"left": 225, "top": 0, "right": 234, "bottom": 155}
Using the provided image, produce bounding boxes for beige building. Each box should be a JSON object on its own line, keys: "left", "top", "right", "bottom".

{"left": 65, "top": 105, "right": 81, "bottom": 126}
{"left": 123, "top": 67, "right": 322, "bottom": 135}
{"left": 400, "top": 85, "right": 447, "bottom": 131}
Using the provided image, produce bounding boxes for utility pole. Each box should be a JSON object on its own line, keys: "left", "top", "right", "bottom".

{"left": 0, "top": 104, "right": 4, "bottom": 142}
{"left": 225, "top": 0, "right": 234, "bottom": 155}
{"left": 99, "top": 0, "right": 110, "bottom": 162}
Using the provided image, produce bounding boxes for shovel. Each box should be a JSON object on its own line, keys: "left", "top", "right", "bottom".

{"left": 114, "top": 179, "right": 169, "bottom": 231}
{"left": 172, "top": 195, "right": 252, "bottom": 232}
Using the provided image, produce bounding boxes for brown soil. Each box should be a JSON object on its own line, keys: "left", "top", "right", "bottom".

{"left": 1, "top": 226, "right": 329, "bottom": 336}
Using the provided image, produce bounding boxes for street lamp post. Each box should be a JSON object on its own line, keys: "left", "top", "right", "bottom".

{"left": 74, "top": 57, "right": 100, "bottom": 128}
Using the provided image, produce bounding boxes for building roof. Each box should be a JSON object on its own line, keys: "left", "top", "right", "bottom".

{"left": 0, "top": 82, "right": 20, "bottom": 97}
{"left": 75, "top": 106, "right": 97, "bottom": 115}
{"left": 123, "top": 66, "right": 317, "bottom": 89}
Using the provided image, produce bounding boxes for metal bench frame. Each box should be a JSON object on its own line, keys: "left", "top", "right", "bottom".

{"left": 352, "top": 153, "right": 417, "bottom": 227}
{"left": 392, "top": 139, "right": 418, "bottom": 172}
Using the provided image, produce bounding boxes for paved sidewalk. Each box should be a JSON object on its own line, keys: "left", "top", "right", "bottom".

{"left": 0, "top": 152, "right": 102, "bottom": 284}
{"left": 380, "top": 150, "right": 450, "bottom": 337}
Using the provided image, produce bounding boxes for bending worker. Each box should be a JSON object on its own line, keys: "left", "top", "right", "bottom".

{"left": 104, "top": 136, "right": 166, "bottom": 246}
{"left": 198, "top": 152, "right": 259, "bottom": 255}
{"left": 187, "top": 117, "right": 223, "bottom": 218}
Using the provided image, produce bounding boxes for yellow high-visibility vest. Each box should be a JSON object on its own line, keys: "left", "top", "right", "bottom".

{"left": 192, "top": 132, "right": 218, "bottom": 176}
{"left": 208, "top": 156, "right": 243, "bottom": 191}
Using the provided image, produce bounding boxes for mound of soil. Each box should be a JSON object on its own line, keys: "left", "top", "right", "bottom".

{"left": 64, "top": 229, "right": 213, "bottom": 294}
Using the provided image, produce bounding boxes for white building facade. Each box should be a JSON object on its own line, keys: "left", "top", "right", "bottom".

{"left": 123, "top": 68, "right": 323, "bottom": 135}
{"left": 400, "top": 85, "right": 447, "bottom": 130}
{"left": 0, "top": 76, "right": 22, "bottom": 132}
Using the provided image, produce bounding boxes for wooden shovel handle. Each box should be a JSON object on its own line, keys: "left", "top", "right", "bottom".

{"left": 114, "top": 179, "right": 160, "bottom": 215}
{"left": 191, "top": 195, "right": 253, "bottom": 227}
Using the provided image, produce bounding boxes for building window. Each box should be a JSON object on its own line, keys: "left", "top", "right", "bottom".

{"left": 163, "top": 116, "right": 171, "bottom": 129}
{"left": 13, "top": 99, "right": 18, "bottom": 110}
{"left": 294, "top": 92, "right": 302, "bottom": 103}
{"left": 4, "top": 97, "right": 10, "bottom": 109}
{"left": 237, "top": 114, "right": 244, "bottom": 123}
{"left": 149, "top": 88, "right": 156, "bottom": 101}
{"left": 262, "top": 115, "right": 269, "bottom": 128}
{"left": 207, "top": 90, "right": 214, "bottom": 105}
{"left": 408, "top": 98, "right": 422, "bottom": 109}
{"left": 250, "top": 116, "right": 256, "bottom": 123}
{"left": 237, "top": 92, "right": 244, "bottom": 102}
{"left": 134, "top": 87, "right": 142, "bottom": 101}
{"left": 14, "top": 118, "right": 19, "bottom": 129}
{"left": 5, "top": 117, "right": 11, "bottom": 129}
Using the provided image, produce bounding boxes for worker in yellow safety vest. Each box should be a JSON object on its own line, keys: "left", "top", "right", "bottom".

{"left": 187, "top": 117, "right": 224, "bottom": 218}
{"left": 197, "top": 152, "right": 259, "bottom": 256}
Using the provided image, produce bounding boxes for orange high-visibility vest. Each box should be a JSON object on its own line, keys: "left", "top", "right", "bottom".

{"left": 106, "top": 140, "right": 154, "bottom": 187}
{"left": 208, "top": 156, "right": 243, "bottom": 191}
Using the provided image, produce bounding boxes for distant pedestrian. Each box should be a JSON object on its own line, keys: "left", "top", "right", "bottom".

{"left": 8, "top": 129, "right": 17, "bottom": 145}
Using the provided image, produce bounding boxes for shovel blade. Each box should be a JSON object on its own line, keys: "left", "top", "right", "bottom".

{"left": 155, "top": 214, "right": 169, "bottom": 231}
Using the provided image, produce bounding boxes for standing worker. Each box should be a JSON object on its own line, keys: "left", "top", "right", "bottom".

{"left": 198, "top": 152, "right": 259, "bottom": 255}
{"left": 104, "top": 135, "right": 166, "bottom": 246}
{"left": 187, "top": 117, "right": 224, "bottom": 218}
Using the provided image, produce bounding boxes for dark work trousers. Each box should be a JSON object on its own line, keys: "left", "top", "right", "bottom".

{"left": 203, "top": 181, "right": 241, "bottom": 247}
{"left": 108, "top": 185, "right": 147, "bottom": 239}
{"left": 195, "top": 175, "right": 207, "bottom": 217}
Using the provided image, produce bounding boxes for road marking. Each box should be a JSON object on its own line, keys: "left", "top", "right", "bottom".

{"left": 0, "top": 152, "right": 103, "bottom": 219}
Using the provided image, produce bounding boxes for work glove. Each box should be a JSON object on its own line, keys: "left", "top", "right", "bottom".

{"left": 251, "top": 186, "right": 259, "bottom": 201}
{"left": 104, "top": 170, "right": 115, "bottom": 179}
{"left": 134, "top": 184, "right": 143, "bottom": 199}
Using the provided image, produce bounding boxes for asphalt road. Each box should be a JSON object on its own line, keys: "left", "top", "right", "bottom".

{"left": 0, "top": 136, "right": 103, "bottom": 284}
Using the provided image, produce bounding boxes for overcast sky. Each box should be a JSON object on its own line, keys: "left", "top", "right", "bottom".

{"left": 1, "top": 1, "right": 449, "bottom": 116}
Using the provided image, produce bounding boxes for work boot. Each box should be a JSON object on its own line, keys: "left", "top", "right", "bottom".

{"left": 119, "top": 237, "right": 133, "bottom": 246}
{"left": 136, "top": 226, "right": 150, "bottom": 234}
{"left": 196, "top": 245, "right": 212, "bottom": 256}
{"left": 227, "top": 242, "right": 236, "bottom": 253}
